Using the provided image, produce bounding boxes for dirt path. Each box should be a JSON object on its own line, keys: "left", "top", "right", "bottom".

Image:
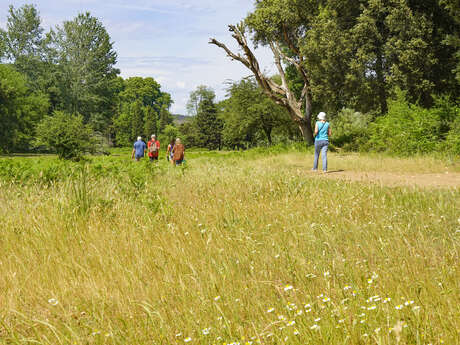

{"left": 310, "top": 170, "right": 460, "bottom": 189}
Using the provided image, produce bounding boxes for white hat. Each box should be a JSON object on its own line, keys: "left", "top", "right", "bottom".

{"left": 317, "top": 112, "right": 326, "bottom": 120}
{"left": 151, "top": 134, "right": 156, "bottom": 138}
{"left": 137, "top": 136, "right": 142, "bottom": 140}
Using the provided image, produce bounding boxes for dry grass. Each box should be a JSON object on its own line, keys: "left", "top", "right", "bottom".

{"left": 0, "top": 152, "right": 459, "bottom": 345}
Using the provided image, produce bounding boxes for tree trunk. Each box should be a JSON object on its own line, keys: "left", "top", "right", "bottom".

{"left": 298, "top": 119, "right": 314, "bottom": 145}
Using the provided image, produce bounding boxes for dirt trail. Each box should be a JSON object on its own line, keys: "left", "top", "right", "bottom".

{"left": 311, "top": 170, "right": 460, "bottom": 189}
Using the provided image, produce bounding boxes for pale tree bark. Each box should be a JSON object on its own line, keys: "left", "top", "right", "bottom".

{"left": 210, "top": 23, "right": 314, "bottom": 144}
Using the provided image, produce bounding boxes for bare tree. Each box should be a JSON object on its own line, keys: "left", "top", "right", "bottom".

{"left": 210, "top": 23, "right": 314, "bottom": 144}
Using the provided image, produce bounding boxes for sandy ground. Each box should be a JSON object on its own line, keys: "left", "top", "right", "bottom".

{"left": 309, "top": 170, "right": 460, "bottom": 189}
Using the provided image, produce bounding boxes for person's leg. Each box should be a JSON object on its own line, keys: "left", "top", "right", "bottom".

{"left": 321, "top": 142, "right": 328, "bottom": 172}
{"left": 313, "top": 141, "right": 320, "bottom": 170}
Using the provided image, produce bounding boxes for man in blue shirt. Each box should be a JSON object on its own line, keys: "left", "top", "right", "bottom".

{"left": 131, "top": 136, "right": 147, "bottom": 161}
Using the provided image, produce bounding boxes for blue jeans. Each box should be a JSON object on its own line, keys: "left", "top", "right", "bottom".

{"left": 313, "top": 140, "right": 328, "bottom": 171}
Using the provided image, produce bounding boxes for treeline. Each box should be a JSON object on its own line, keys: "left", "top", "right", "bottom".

{"left": 1, "top": 1, "right": 460, "bottom": 158}
{"left": 208, "top": 0, "right": 460, "bottom": 155}
{"left": 0, "top": 5, "right": 173, "bottom": 156}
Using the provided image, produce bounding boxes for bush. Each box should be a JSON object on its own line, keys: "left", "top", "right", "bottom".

{"left": 331, "top": 108, "right": 371, "bottom": 151}
{"left": 446, "top": 112, "right": 460, "bottom": 155}
{"left": 35, "top": 111, "right": 98, "bottom": 160}
{"left": 365, "top": 91, "right": 459, "bottom": 155}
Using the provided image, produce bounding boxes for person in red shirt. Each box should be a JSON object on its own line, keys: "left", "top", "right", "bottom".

{"left": 147, "top": 134, "right": 160, "bottom": 162}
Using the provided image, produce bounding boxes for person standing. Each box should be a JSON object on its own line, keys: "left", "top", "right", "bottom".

{"left": 172, "top": 138, "right": 185, "bottom": 166}
{"left": 132, "top": 136, "right": 147, "bottom": 161}
{"left": 148, "top": 134, "right": 160, "bottom": 162}
{"left": 312, "top": 112, "right": 331, "bottom": 172}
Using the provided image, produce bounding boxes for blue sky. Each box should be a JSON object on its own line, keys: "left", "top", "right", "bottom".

{"left": 1, "top": 0, "right": 275, "bottom": 114}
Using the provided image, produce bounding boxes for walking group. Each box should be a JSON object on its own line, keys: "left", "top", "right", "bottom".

{"left": 131, "top": 112, "right": 330, "bottom": 170}
{"left": 132, "top": 135, "right": 185, "bottom": 165}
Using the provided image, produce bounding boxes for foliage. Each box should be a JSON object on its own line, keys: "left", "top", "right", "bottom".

{"left": 35, "top": 111, "right": 97, "bottom": 160}
{"left": 331, "top": 108, "right": 371, "bottom": 151}
{"left": 222, "top": 78, "right": 296, "bottom": 148}
{"left": 445, "top": 108, "right": 460, "bottom": 155}
{"left": 51, "top": 12, "right": 119, "bottom": 132}
{"left": 0, "top": 64, "right": 49, "bottom": 152}
{"left": 365, "top": 91, "right": 460, "bottom": 155}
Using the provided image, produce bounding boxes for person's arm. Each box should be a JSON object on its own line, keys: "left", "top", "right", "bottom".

{"left": 328, "top": 126, "right": 332, "bottom": 137}
{"left": 314, "top": 123, "right": 319, "bottom": 137}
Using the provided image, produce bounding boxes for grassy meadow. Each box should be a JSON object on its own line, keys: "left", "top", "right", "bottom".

{"left": 0, "top": 148, "right": 459, "bottom": 345}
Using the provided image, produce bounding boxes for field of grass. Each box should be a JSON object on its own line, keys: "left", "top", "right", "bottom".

{"left": 0, "top": 149, "right": 459, "bottom": 345}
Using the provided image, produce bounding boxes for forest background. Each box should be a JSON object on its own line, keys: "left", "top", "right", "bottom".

{"left": 0, "top": 0, "right": 459, "bottom": 158}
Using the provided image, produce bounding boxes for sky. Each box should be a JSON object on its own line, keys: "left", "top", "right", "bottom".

{"left": 0, "top": 0, "right": 275, "bottom": 114}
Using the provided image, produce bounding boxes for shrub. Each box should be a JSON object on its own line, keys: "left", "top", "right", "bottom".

{"left": 365, "top": 91, "right": 459, "bottom": 155}
{"left": 445, "top": 112, "right": 460, "bottom": 155}
{"left": 35, "top": 111, "right": 97, "bottom": 160}
{"left": 330, "top": 108, "right": 371, "bottom": 151}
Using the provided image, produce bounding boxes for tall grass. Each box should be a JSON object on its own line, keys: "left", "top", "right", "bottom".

{"left": 0, "top": 152, "right": 458, "bottom": 344}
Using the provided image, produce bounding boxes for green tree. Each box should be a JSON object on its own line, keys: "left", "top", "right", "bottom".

{"left": 0, "top": 64, "right": 49, "bottom": 152}
{"left": 130, "top": 100, "right": 144, "bottom": 140}
{"left": 52, "top": 12, "right": 119, "bottom": 131}
{"left": 186, "top": 85, "right": 216, "bottom": 116}
{"left": 144, "top": 105, "right": 158, "bottom": 138}
{"left": 221, "top": 78, "right": 292, "bottom": 147}
{"left": 35, "top": 111, "right": 96, "bottom": 160}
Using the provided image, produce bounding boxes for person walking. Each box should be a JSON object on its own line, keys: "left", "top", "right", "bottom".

{"left": 148, "top": 134, "right": 160, "bottom": 162}
{"left": 132, "top": 136, "right": 147, "bottom": 161}
{"left": 172, "top": 138, "right": 185, "bottom": 166}
{"left": 167, "top": 139, "right": 175, "bottom": 164}
{"left": 312, "top": 112, "right": 331, "bottom": 172}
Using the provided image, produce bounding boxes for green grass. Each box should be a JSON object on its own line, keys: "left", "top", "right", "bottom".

{"left": 0, "top": 150, "right": 458, "bottom": 345}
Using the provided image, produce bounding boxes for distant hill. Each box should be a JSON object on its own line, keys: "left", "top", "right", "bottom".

{"left": 172, "top": 114, "right": 192, "bottom": 126}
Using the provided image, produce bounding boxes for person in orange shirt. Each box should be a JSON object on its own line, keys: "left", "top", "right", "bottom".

{"left": 147, "top": 134, "right": 160, "bottom": 162}
{"left": 172, "top": 138, "right": 185, "bottom": 165}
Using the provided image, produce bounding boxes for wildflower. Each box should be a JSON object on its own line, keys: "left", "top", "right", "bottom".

{"left": 317, "top": 293, "right": 324, "bottom": 298}
{"left": 202, "top": 328, "right": 210, "bottom": 335}
{"left": 375, "top": 328, "right": 381, "bottom": 333}
{"left": 184, "top": 337, "right": 192, "bottom": 342}
{"left": 304, "top": 303, "right": 311, "bottom": 309}
{"left": 323, "top": 271, "right": 330, "bottom": 278}
{"left": 274, "top": 254, "right": 280, "bottom": 259}
{"left": 310, "top": 324, "right": 320, "bottom": 330}
{"left": 372, "top": 272, "right": 379, "bottom": 279}
{"left": 363, "top": 333, "right": 369, "bottom": 337}
{"left": 367, "top": 305, "right": 377, "bottom": 310}
{"left": 338, "top": 319, "right": 345, "bottom": 323}
{"left": 367, "top": 279, "right": 373, "bottom": 284}
{"left": 306, "top": 273, "right": 317, "bottom": 278}
{"left": 343, "top": 285, "right": 352, "bottom": 291}
{"left": 296, "top": 310, "right": 303, "bottom": 316}
{"left": 91, "top": 330, "right": 101, "bottom": 336}
{"left": 352, "top": 290, "right": 357, "bottom": 297}
{"left": 48, "top": 298, "right": 59, "bottom": 306}
{"left": 284, "top": 285, "right": 293, "bottom": 292}
{"left": 314, "top": 317, "right": 321, "bottom": 322}
{"left": 267, "top": 308, "right": 275, "bottom": 313}
{"left": 305, "top": 308, "right": 312, "bottom": 313}
{"left": 104, "top": 333, "right": 111, "bottom": 337}
{"left": 383, "top": 298, "right": 391, "bottom": 303}
{"left": 395, "top": 305, "right": 403, "bottom": 310}
{"left": 278, "top": 315, "right": 286, "bottom": 320}
{"left": 322, "top": 297, "right": 330, "bottom": 303}
{"left": 360, "top": 319, "right": 366, "bottom": 324}
{"left": 412, "top": 306, "right": 421, "bottom": 311}
{"left": 358, "top": 313, "right": 366, "bottom": 318}
{"left": 294, "top": 329, "right": 300, "bottom": 335}
{"left": 214, "top": 296, "right": 221, "bottom": 301}
{"left": 287, "top": 320, "right": 296, "bottom": 326}
{"left": 266, "top": 333, "right": 273, "bottom": 338}
{"left": 175, "top": 333, "right": 182, "bottom": 337}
